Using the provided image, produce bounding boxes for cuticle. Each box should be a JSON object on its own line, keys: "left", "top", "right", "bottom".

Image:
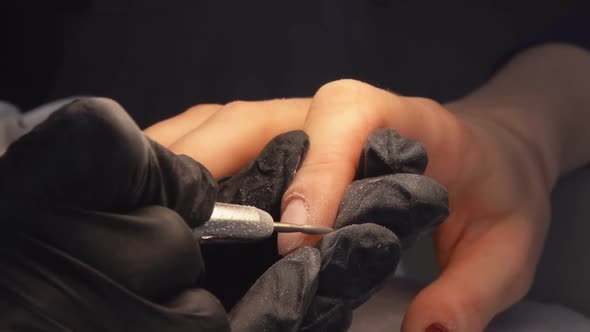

{"left": 281, "top": 192, "right": 308, "bottom": 214}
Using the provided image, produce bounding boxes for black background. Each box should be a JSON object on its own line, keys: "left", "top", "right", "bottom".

{"left": 0, "top": 0, "right": 580, "bottom": 127}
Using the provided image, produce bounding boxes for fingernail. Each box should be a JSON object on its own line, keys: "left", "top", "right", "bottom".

{"left": 282, "top": 198, "right": 309, "bottom": 225}
{"left": 278, "top": 198, "right": 309, "bottom": 255}
{"left": 426, "top": 323, "right": 448, "bottom": 332}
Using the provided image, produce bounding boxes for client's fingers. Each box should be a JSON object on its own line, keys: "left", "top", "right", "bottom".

{"left": 144, "top": 104, "right": 222, "bottom": 146}
{"left": 201, "top": 131, "right": 309, "bottom": 309}
{"left": 278, "top": 80, "right": 462, "bottom": 255}
{"left": 169, "top": 99, "right": 309, "bottom": 178}
{"left": 402, "top": 212, "right": 548, "bottom": 332}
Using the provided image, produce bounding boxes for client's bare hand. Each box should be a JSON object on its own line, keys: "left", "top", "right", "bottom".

{"left": 144, "top": 79, "right": 552, "bottom": 332}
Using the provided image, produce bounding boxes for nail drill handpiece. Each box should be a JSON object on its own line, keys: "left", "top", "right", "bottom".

{"left": 193, "top": 202, "right": 333, "bottom": 242}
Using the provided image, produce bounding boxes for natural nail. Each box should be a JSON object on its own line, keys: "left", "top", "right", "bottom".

{"left": 426, "top": 323, "right": 448, "bottom": 332}
{"left": 281, "top": 198, "right": 308, "bottom": 225}
{"left": 278, "top": 198, "right": 309, "bottom": 255}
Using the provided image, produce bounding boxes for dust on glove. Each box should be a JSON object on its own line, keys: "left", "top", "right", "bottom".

{"left": 207, "top": 129, "right": 448, "bottom": 331}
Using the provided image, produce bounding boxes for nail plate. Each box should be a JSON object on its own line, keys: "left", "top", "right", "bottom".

{"left": 426, "top": 323, "right": 448, "bottom": 332}
{"left": 277, "top": 198, "right": 309, "bottom": 255}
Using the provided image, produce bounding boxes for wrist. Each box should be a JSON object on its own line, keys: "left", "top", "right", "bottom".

{"left": 447, "top": 44, "right": 590, "bottom": 188}
{"left": 447, "top": 101, "right": 560, "bottom": 193}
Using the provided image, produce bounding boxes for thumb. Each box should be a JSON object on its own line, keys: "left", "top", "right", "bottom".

{"left": 401, "top": 214, "right": 542, "bottom": 332}
{"left": 402, "top": 271, "right": 498, "bottom": 332}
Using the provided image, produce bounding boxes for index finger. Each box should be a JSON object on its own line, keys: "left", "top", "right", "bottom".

{"left": 278, "top": 79, "right": 465, "bottom": 255}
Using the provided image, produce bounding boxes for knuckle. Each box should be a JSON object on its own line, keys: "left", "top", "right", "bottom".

{"left": 223, "top": 100, "right": 249, "bottom": 110}
{"left": 222, "top": 100, "right": 283, "bottom": 134}
{"left": 315, "top": 79, "right": 367, "bottom": 98}
{"left": 410, "top": 96, "right": 444, "bottom": 110}
{"left": 314, "top": 79, "right": 392, "bottom": 130}
{"left": 185, "top": 103, "right": 221, "bottom": 115}
{"left": 222, "top": 100, "right": 262, "bottom": 120}
{"left": 224, "top": 99, "right": 281, "bottom": 112}
{"left": 221, "top": 100, "right": 257, "bottom": 120}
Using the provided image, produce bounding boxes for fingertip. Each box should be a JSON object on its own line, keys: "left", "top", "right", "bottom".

{"left": 402, "top": 292, "right": 459, "bottom": 332}
{"left": 277, "top": 234, "right": 324, "bottom": 256}
{"left": 401, "top": 275, "right": 489, "bottom": 332}
{"left": 277, "top": 196, "right": 308, "bottom": 256}
{"left": 277, "top": 234, "right": 303, "bottom": 256}
{"left": 277, "top": 175, "right": 345, "bottom": 255}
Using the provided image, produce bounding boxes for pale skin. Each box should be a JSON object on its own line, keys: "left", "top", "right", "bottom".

{"left": 144, "top": 43, "right": 590, "bottom": 332}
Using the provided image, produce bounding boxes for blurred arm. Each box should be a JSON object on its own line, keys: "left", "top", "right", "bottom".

{"left": 447, "top": 43, "right": 590, "bottom": 189}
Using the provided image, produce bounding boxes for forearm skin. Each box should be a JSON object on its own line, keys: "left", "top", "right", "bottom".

{"left": 446, "top": 43, "right": 590, "bottom": 190}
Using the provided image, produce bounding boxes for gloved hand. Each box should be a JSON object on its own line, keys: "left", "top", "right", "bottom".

{"left": 0, "top": 98, "right": 229, "bottom": 331}
{"left": 0, "top": 97, "right": 448, "bottom": 332}
{"left": 206, "top": 129, "right": 449, "bottom": 331}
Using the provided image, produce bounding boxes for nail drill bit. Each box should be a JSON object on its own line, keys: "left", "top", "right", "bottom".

{"left": 194, "top": 202, "right": 333, "bottom": 242}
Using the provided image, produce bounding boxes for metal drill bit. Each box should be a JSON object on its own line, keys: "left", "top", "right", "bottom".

{"left": 273, "top": 222, "right": 333, "bottom": 234}
{"left": 194, "top": 202, "right": 333, "bottom": 242}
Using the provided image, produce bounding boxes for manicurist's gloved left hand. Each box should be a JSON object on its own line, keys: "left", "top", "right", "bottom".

{"left": 209, "top": 128, "right": 448, "bottom": 331}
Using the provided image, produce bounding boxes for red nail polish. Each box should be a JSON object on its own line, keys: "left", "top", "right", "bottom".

{"left": 426, "top": 323, "right": 448, "bottom": 332}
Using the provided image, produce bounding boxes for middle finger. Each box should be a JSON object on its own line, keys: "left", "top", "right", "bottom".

{"left": 169, "top": 98, "right": 310, "bottom": 178}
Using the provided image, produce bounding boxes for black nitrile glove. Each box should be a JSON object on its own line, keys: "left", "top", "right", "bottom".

{"left": 300, "top": 128, "right": 449, "bottom": 331}
{"left": 206, "top": 129, "right": 449, "bottom": 331}
{"left": 337, "top": 128, "right": 449, "bottom": 249}
{"left": 0, "top": 98, "right": 228, "bottom": 331}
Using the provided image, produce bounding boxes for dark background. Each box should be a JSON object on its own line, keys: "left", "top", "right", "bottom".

{"left": 0, "top": 0, "right": 580, "bottom": 128}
